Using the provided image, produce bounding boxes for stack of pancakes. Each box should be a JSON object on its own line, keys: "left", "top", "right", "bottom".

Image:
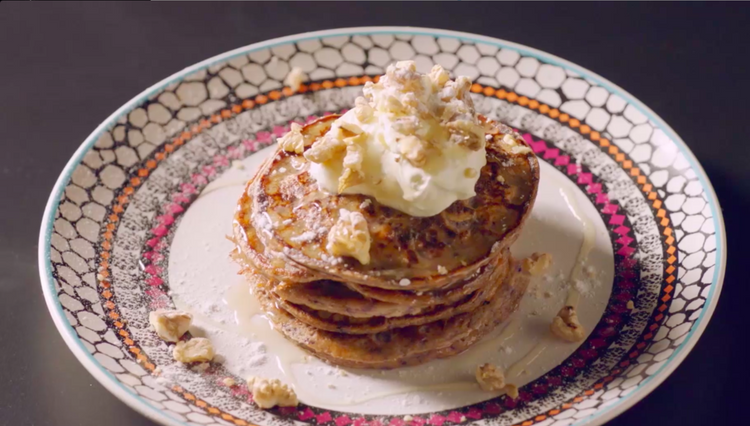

{"left": 232, "top": 116, "right": 539, "bottom": 369}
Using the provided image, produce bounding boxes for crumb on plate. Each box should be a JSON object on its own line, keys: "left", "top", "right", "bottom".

{"left": 247, "top": 377, "right": 298, "bottom": 409}
{"left": 284, "top": 67, "right": 307, "bottom": 93}
{"left": 173, "top": 338, "right": 215, "bottom": 363}
{"left": 522, "top": 252, "right": 553, "bottom": 276}
{"left": 550, "top": 306, "right": 585, "bottom": 342}
{"left": 149, "top": 309, "right": 193, "bottom": 342}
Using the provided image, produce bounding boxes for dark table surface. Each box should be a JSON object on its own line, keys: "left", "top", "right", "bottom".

{"left": 1, "top": 2, "right": 747, "bottom": 425}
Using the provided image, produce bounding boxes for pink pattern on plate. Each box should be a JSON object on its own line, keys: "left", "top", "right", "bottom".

{"left": 567, "top": 163, "right": 581, "bottom": 176}
{"left": 602, "top": 203, "right": 619, "bottom": 214}
{"left": 144, "top": 264, "right": 162, "bottom": 276}
{"left": 587, "top": 183, "right": 602, "bottom": 194}
{"left": 256, "top": 131, "right": 273, "bottom": 144}
{"left": 227, "top": 145, "right": 244, "bottom": 159}
{"left": 213, "top": 155, "right": 229, "bottom": 167}
{"left": 272, "top": 125, "right": 290, "bottom": 137}
{"left": 482, "top": 402, "right": 502, "bottom": 414}
{"left": 191, "top": 173, "right": 208, "bottom": 186}
{"left": 609, "top": 214, "right": 625, "bottom": 226}
{"left": 445, "top": 412, "right": 464, "bottom": 423}
{"left": 554, "top": 155, "right": 570, "bottom": 166}
{"left": 335, "top": 415, "right": 353, "bottom": 426}
{"left": 464, "top": 407, "right": 483, "bottom": 419}
{"left": 180, "top": 183, "right": 197, "bottom": 194}
{"left": 156, "top": 214, "right": 175, "bottom": 226}
{"left": 151, "top": 226, "right": 169, "bottom": 238}
{"left": 167, "top": 203, "right": 184, "bottom": 214}
{"left": 146, "top": 276, "right": 163, "bottom": 287}
{"left": 316, "top": 412, "right": 333, "bottom": 423}
{"left": 298, "top": 408, "right": 315, "bottom": 421}
{"left": 427, "top": 415, "right": 445, "bottom": 426}
{"left": 202, "top": 165, "right": 217, "bottom": 176}
{"left": 352, "top": 417, "right": 368, "bottom": 426}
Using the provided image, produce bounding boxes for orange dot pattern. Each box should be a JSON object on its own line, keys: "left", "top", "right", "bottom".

{"left": 171, "top": 386, "right": 259, "bottom": 426}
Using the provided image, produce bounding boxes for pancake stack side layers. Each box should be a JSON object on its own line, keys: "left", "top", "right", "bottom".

{"left": 231, "top": 61, "right": 540, "bottom": 369}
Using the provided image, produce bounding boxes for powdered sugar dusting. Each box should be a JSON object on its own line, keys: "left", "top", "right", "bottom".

{"left": 290, "top": 231, "right": 317, "bottom": 243}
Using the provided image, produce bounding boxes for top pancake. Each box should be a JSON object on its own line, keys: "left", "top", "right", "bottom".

{"left": 245, "top": 115, "right": 539, "bottom": 291}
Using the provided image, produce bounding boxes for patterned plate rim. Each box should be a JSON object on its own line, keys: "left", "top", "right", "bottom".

{"left": 38, "top": 26, "right": 727, "bottom": 426}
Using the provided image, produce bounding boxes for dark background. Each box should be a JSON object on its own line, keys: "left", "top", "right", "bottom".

{"left": 1, "top": 2, "right": 747, "bottom": 425}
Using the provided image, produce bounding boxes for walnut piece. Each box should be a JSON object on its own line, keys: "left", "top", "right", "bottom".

{"left": 149, "top": 309, "right": 193, "bottom": 342}
{"left": 399, "top": 135, "right": 430, "bottom": 167}
{"left": 550, "top": 306, "right": 586, "bottom": 342}
{"left": 277, "top": 123, "right": 305, "bottom": 154}
{"left": 337, "top": 134, "right": 367, "bottom": 193}
{"left": 446, "top": 119, "right": 484, "bottom": 151}
{"left": 475, "top": 363, "right": 519, "bottom": 398}
{"left": 428, "top": 65, "right": 450, "bottom": 87}
{"left": 340, "top": 121, "right": 364, "bottom": 136}
{"left": 354, "top": 96, "right": 374, "bottom": 122}
{"left": 326, "top": 209, "right": 371, "bottom": 265}
{"left": 475, "top": 363, "right": 506, "bottom": 391}
{"left": 522, "top": 253, "right": 553, "bottom": 276}
{"left": 173, "top": 337, "right": 215, "bottom": 363}
{"left": 504, "top": 384, "right": 519, "bottom": 399}
{"left": 247, "top": 377, "right": 298, "bottom": 409}
{"left": 304, "top": 129, "right": 346, "bottom": 163}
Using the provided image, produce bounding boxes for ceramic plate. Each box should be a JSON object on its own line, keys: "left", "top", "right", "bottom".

{"left": 39, "top": 27, "right": 726, "bottom": 426}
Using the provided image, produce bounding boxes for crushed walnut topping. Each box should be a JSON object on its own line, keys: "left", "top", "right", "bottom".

{"left": 354, "top": 96, "right": 374, "bottom": 122}
{"left": 337, "top": 133, "right": 367, "bottom": 193}
{"left": 305, "top": 61, "right": 487, "bottom": 217}
{"left": 326, "top": 209, "right": 371, "bottom": 265}
{"left": 277, "top": 123, "right": 305, "bottom": 154}
{"left": 362, "top": 61, "right": 485, "bottom": 153}
{"left": 304, "top": 128, "right": 346, "bottom": 163}
{"left": 399, "top": 135, "right": 431, "bottom": 167}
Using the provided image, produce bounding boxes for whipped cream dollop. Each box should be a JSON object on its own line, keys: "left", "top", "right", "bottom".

{"left": 304, "top": 61, "right": 486, "bottom": 217}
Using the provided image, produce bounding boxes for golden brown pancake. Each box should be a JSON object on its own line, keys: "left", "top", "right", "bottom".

{"left": 270, "top": 252, "right": 510, "bottom": 317}
{"left": 243, "top": 115, "right": 539, "bottom": 291}
{"left": 230, "top": 115, "right": 539, "bottom": 368}
{"left": 266, "top": 254, "right": 511, "bottom": 334}
{"left": 245, "top": 260, "right": 530, "bottom": 369}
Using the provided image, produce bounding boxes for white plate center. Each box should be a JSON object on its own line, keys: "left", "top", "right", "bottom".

{"left": 168, "top": 148, "right": 614, "bottom": 414}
